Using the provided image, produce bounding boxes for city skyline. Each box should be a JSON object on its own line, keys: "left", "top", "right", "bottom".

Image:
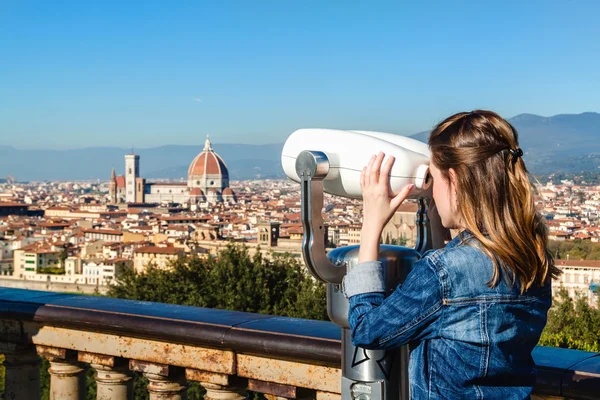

{"left": 2, "top": 1, "right": 599, "bottom": 149}
{"left": 1, "top": 110, "right": 599, "bottom": 181}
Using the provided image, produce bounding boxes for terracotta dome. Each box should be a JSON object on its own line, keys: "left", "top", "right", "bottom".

{"left": 188, "top": 136, "right": 229, "bottom": 178}
{"left": 190, "top": 188, "right": 204, "bottom": 196}
{"left": 115, "top": 176, "right": 126, "bottom": 188}
{"left": 223, "top": 187, "right": 234, "bottom": 195}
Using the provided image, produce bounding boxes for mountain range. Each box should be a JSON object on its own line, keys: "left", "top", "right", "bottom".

{"left": 1, "top": 112, "right": 599, "bottom": 181}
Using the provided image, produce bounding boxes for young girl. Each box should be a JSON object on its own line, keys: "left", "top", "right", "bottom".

{"left": 343, "top": 110, "right": 560, "bottom": 399}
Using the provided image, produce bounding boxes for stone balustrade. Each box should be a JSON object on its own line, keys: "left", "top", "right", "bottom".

{"left": 0, "top": 287, "right": 599, "bottom": 399}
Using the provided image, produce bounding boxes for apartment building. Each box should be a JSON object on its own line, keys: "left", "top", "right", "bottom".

{"left": 14, "top": 243, "right": 61, "bottom": 278}
{"left": 553, "top": 259, "right": 600, "bottom": 308}
{"left": 133, "top": 246, "right": 185, "bottom": 273}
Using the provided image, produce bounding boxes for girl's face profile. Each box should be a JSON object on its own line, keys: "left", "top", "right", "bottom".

{"left": 429, "top": 162, "right": 459, "bottom": 229}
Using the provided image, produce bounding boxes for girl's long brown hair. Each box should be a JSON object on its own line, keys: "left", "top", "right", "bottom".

{"left": 428, "top": 110, "right": 560, "bottom": 292}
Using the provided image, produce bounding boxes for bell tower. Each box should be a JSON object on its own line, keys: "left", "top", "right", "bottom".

{"left": 109, "top": 168, "right": 117, "bottom": 204}
{"left": 125, "top": 153, "right": 140, "bottom": 203}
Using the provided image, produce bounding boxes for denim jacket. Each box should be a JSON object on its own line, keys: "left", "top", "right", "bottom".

{"left": 344, "top": 231, "right": 552, "bottom": 400}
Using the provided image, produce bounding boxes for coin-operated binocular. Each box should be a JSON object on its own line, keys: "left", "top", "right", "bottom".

{"left": 281, "top": 129, "right": 438, "bottom": 400}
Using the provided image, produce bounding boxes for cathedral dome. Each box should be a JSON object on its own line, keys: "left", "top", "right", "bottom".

{"left": 188, "top": 136, "right": 229, "bottom": 179}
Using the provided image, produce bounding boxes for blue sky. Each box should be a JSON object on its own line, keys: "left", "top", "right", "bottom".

{"left": 1, "top": 0, "right": 598, "bottom": 149}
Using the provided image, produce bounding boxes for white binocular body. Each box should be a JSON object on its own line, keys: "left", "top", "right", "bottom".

{"left": 281, "top": 128, "right": 432, "bottom": 199}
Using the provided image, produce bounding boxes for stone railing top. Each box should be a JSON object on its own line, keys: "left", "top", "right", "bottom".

{"left": 1, "top": 287, "right": 599, "bottom": 398}
{"left": 0, "top": 287, "right": 340, "bottom": 365}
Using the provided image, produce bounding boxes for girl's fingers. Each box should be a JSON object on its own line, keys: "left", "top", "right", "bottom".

{"left": 363, "top": 157, "right": 370, "bottom": 188}
{"left": 365, "top": 154, "right": 376, "bottom": 187}
{"left": 380, "top": 155, "right": 394, "bottom": 189}
{"left": 370, "top": 152, "right": 384, "bottom": 185}
{"left": 360, "top": 166, "right": 366, "bottom": 190}
{"left": 375, "top": 152, "right": 385, "bottom": 182}
{"left": 390, "top": 183, "right": 415, "bottom": 210}
{"left": 363, "top": 153, "right": 390, "bottom": 191}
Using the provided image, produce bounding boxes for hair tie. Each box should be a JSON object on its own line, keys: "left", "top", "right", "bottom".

{"left": 508, "top": 148, "right": 523, "bottom": 163}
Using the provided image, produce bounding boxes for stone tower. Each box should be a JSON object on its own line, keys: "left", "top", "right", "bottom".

{"left": 109, "top": 168, "right": 117, "bottom": 204}
{"left": 125, "top": 153, "right": 140, "bottom": 203}
{"left": 256, "top": 221, "right": 280, "bottom": 248}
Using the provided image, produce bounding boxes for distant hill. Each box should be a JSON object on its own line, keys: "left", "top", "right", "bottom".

{"left": 410, "top": 112, "right": 600, "bottom": 174}
{"left": 149, "top": 157, "right": 285, "bottom": 180}
{"left": 0, "top": 143, "right": 285, "bottom": 181}
{"left": 411, "top": 112, "right": 600, "bottom": 154}
{"left": 508, "top": 112, "right": 600, "bottom": 156}
{"left": 1, "top": 112, "right": 599, "bottom": 181}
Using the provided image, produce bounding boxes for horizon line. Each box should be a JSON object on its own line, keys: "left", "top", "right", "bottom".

{"left": 3, "top": 110, "right": 599, "bottom": 151}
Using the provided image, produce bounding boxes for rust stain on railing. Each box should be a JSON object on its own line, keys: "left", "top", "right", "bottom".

{"left": 130, "top": 359, "right": 171, "bottom": 376}
{"left": 237, "top": 354, "right": 341, "bottom": 394}
{"left": 185, "top": 368, "right": 230, "bottom": 385}
{"left": 36, "top": 344, "right": 79, "bottom": 362}
{"left": 249, "top": 379, "right": 298, "bottom": 398}
{"left": 78, "top": 351, "right": 116, "bottom": 367}
{"left": 32, "top": 325, "right": 236, "bottom": 374}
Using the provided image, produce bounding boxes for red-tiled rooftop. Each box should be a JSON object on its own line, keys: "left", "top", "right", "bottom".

{"left": 39, "top": 222, "right": 71, "bottom": 228}
{"left": 82, "top": 229, "right": 123, "bottom": 236}
{"left": 19, "top": 242, "right": 57, "bottom": 254}
{"left": 129, "top": 226, "right": 152, "bottom": 231}
{"left": 0, "top": 203, "right": 28, "bottom": 207}
{"left": 556, "top": 259, "right": 600, "bottom": 268}
{"left": 161, "top": 216, "right": 210, "bottom": 222}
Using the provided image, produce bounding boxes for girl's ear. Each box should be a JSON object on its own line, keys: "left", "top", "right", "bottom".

{"left": 448, "top": 168, "right": 458, "bottom": 192}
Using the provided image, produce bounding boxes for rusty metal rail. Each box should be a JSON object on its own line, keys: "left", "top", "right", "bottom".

{"left": 1, "top": 287, "right": 599, "bottom": 399}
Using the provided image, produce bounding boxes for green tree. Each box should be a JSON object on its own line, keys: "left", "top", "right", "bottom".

{"left": 108, "top": 245, "right": 328, "bottom": 320}
{"left": 588, "top": 249, "right": 600, "bottom": 260}
{"left": 392, "top": 235, "right": 408, "bottom": 246}
{"left": 539, "top": 288, "right": 600, "bottom": 352}
{"left": 105, "top": 244, "right": 328, "bottom": 399}
{"left": 40, "top": 359, "right": 50, "bottom": 400}
{"left": 0, "top": 354, "right": 4, "bottom": 395}
{"left": 547, "top": 240, "right": 600, "bottom": 260}
{"left": 58, "top": 247, "right": 69, "bottom": 266}
{"left": 384, "top": 233, "right": 391, "bottom": 245}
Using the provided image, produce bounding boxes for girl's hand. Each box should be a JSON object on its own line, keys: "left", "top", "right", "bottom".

{"left": 359, "top": 152, "right": 414, "bottom": 262}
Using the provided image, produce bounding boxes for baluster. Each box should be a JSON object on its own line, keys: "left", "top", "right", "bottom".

{"left": 130, "top": 360, "right": 187, "bottom": 400}
{"left": 201, "top": 382, "right": 247, "bottom": 400}
{"left": 78, "top": 351, "right": 133, "bottom": 400}
{"left": 186, "top": 369, "right": 247, "bottom": 400}
{"left": 37, "top": 345, "right": 85, "bottom": 400}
